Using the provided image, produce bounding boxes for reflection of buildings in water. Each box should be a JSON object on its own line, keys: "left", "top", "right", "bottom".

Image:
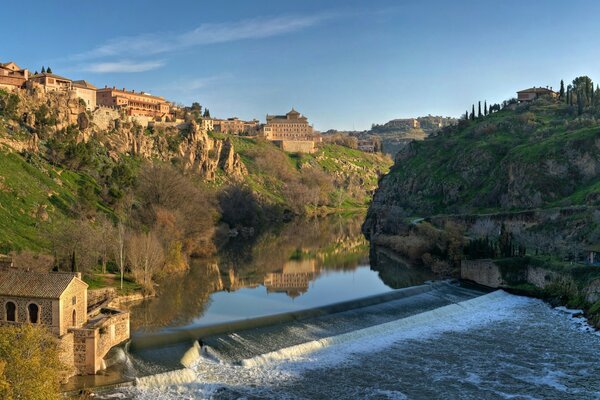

{"left": 263, "top": 258, "right": 317, "bottom": 298}
{"left": 222, "top": 267, "right": 260, "bottom": 292}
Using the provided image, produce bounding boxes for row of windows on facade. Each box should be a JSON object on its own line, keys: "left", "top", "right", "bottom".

{"left": 4, "top": 300, "right": 77, "bottom": 325}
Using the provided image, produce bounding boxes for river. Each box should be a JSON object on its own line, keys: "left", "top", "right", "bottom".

{"left": 88, "top": 216, "right": 600, "bottom": 399}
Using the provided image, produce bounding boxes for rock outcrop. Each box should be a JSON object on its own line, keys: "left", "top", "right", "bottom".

{"left": 0, "top": 88, "right": 247, "bottom": 181}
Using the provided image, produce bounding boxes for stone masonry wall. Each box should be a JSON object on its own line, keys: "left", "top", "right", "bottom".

{"left": 460, "top": 259, "right": 504, "bottom": 288}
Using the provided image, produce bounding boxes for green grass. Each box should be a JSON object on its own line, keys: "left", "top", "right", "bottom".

{"left": 383, "top": 99, "right": 600, "bottom": 215}
{"left": 0, "top": 148, "right": 84, "bottom": 251}
{"left": 84, "top": 273, "right": 142, "bottom": 295}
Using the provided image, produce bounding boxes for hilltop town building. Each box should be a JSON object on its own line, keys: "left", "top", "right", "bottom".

{"left": 261, "top": 108, "right": 321, "bottom": 153}
{"left": 96, "top": 86, "right": 171, "bottom": 120}
{"left": 517, "top": 87, "right": 558, "bottom": 102}
{"left": 384, "top": 118, "right": 420, "bottom": 130}
{"left": 0, "top": 262, "right": 129, "bottom": 377}
{"left": 0, "top": 61, "right": 29, "bottom": 91}
{"left": 28, "top": 72, "right": 73, "bottom": 92}
{"left": 200, "top": 118, "right": 214, "bottom": 132}
{"left": 214, "top": 117, "right": 259, "bottom": 135}
{"left": 72, "top": 80, "right": 97, "bottom": 110}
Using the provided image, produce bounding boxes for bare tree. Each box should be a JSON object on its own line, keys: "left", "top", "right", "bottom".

{"left": 113, "top": 222, "right": 126, "bottom": 290}
{"left": 127, "top": 231, "right": 164, "bottom": 294}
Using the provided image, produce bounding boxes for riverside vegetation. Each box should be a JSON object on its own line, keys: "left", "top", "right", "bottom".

{"left": 0, "top": 88, "right": 391, "bottom": 294}
{"left": 364, "top": 76, "right": 600, "bottom": 325}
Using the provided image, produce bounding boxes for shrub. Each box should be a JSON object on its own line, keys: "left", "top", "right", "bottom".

{"left": 0, "top": 324, "right": 64, "bottom": 400}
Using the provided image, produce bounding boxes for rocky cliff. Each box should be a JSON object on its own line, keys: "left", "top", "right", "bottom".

{"left": 0, "top": 88, "right": 246, "bottom": 180}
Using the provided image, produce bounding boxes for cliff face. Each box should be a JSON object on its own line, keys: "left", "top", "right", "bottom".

{"left": 0, "top": 88, "right": 246, "bottom": 180}
{"left": 364, "top": 99, "right": 600, "bottom": 240}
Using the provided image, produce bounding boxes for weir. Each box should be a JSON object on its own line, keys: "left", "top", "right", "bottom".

{"left": 129, "top": 282, "right": 435, "bottom": 351}
{"left": 65, "top": 281, "right": 489, "bottom": 393}
{"left": 125, "top": 281, "right": 486, "bottom": 375}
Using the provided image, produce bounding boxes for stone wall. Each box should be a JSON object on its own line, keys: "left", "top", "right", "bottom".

{"left": 0, "top": 296, "right": 55, "bottom": 332}
{"left": 460, "top": 259, "right": 504, "bottom": 288}
{"left": 88, "top": 288, "right": 117, "bottom": 308}
{"left": 58, "top": 332, "right": 76, "bottom": 379}
{"left": 273, "top": 140, "right": 316, "bottom": 154}
{"left": 59, "top": 282, "right": 87, "bottom": 335}
{"left": 92, "top": 107, "right": 120, "bottom": 131}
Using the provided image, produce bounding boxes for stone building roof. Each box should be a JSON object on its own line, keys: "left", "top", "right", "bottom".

{"left": 517, "top": 87, "right": 556, "bottom": 94}
{"left": 31, "top": 72, "right": 72, "bottom": 82}
{"left": 0, "top": 62, "right": 22, "bottom": 71}
{"left": 0, "top": 270, "right": 87, "bottom": 299}
{"left": 72, "top": 80, "right": 97, "bottom": 90}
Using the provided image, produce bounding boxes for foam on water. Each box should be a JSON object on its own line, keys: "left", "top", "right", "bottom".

{"left": 239, "top": 290, "right": 525, "bottom": 368}
{"left": 106, "top": 290, "right": 600, "bottom": 399}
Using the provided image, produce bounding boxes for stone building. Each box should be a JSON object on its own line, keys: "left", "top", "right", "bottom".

{"left": 96, "top": 86, "right": 170, "bottom": 120}
{"left": 0, "top": 61, "right": 29, "bottom": 91}
{"left": 213, "top": 117, "right": 259, "bottom": 135}
{"left": 28, "top": 72, "right": 73, "bottom": 92}
{"left": 0, "top": 263, "right": 130, "bottom": 377}
{"left": 200, "top": 118, "right": 214, "bottom": 132}
{"left": 72, "top": 80, "right": 97, "bottom": 110}
{"left": 517, "top": 87, "right": 558, "bottom": 102}
{"left": 261, "top": 108, "right": 321, "bottom": 153}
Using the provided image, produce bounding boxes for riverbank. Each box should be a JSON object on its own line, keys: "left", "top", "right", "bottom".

{"left": 461, "top": 256, "right": 600, "bottom": 328}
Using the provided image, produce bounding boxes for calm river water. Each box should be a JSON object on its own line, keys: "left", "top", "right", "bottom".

{"left": 94, "top": 216, "right": 600, "bottom": 400}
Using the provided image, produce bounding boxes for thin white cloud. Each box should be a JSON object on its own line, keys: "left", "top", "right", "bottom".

{"left": 72, "top": 14, "right": 330, "bottom": 61}
{"left": 81, "top": 60, "right": 165, "bottom": 73}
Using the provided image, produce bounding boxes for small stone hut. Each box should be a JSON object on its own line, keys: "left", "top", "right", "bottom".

{"left": 0, "top": 262, "right": 130, "bottom": 376}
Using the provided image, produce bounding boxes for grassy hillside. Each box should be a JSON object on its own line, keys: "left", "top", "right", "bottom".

{"left": 0, "top": 148, "right": 93, "bottom": 251}
{"left": 373, "top": 98, "right": 600, "bottom": 217}
{"left": 223, "top": 134, "right": 392, "bottom": 213}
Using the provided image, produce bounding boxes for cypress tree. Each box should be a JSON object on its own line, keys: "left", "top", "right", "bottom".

{"left": 71, "top": 251, "right": 77, "bottom": 273}
{"left": 484, "top": 101, "right": 488, "bottom": 116}
{"left": 46, "top": 66, "right": 52, "bottom": 74}
{"left": 41, "top": 66, "right": 46, "bottom": 73}
{"left": 559, "top": 79, "right": 565, "bottom": 98}
{"left": 478, "top": 101, "right": 482, "bottom": 118}
{"left": 471, "top": 105, "right": 475, "bottom": 120}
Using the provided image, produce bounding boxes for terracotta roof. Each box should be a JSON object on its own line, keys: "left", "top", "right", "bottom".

{"left": 0, "top": 61, "right": 21, "bottom": 70}
{"left": 0, "top": 270, "right": 87, "bottom": 299}
{"left": 517, "top": 87, "right": 555, "bottom": 94}
{"left": 31, "top": 72, "right": 72, "bottom": 82}
{"left": 72, "top": 80, "right": 97, "bottom": 90}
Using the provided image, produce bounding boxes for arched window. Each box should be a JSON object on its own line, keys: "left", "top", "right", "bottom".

{"left": 5, "top": 302, "right": 16, "bottom": 322}
{"left": 72, "top": 309, "right": 77, "bottom": 327}
{"left": 28, "top": 303, "right": 39, "bottom": 324}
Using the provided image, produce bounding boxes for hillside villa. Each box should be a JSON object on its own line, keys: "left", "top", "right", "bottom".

{"left": 517, "top": 86, "right": 558, "bottom": 102}
{"left": 0, "top": 258, "right": 130, "bottom": 378}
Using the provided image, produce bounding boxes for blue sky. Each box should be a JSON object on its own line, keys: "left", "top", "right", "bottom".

{"left": 2, "top": 0, "right": 599, "bottom": 130}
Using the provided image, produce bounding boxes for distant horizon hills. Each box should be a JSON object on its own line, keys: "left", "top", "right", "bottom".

{"left": 323, "top": 114, "right": 458, "bottom": 156}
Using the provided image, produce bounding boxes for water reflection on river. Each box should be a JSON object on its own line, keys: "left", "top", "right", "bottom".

{"left": 128, "top": 215, "right": 433, "bottom": 333}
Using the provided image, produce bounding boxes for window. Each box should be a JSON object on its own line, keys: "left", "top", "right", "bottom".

{"left": 5, "top": 302, "right": 16, "bottom": 322}
{"left": 72, "top": 309, "right": 77, "bottom": 326}
{"left": 72, "top": 296, "right": 77, "bottom": 305}
{"left": 28, "top": 303, "right": 39, "bottom": 324}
